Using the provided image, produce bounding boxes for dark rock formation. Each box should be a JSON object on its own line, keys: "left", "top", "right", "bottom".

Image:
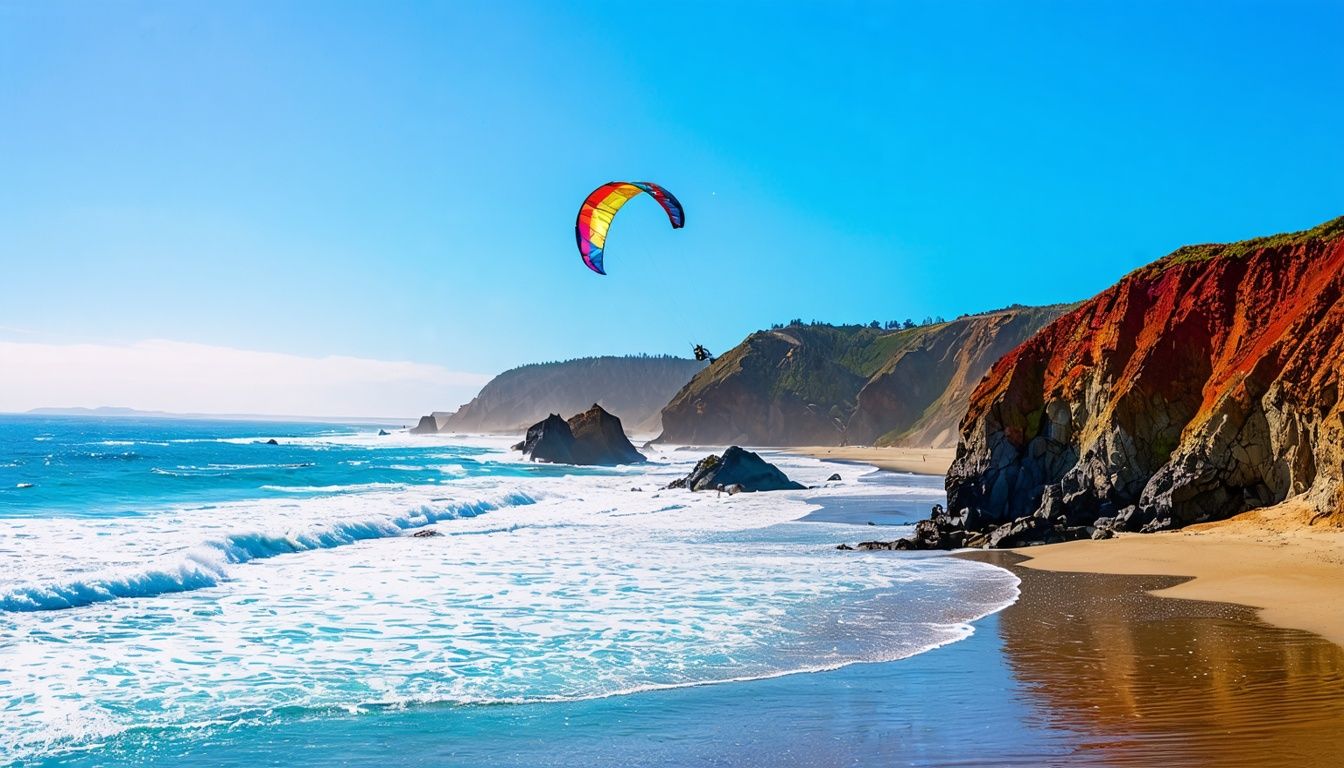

{"left": 656, "top": 308, "right": 1066, "bottom": 448}
{"left": 837, "top": 501, "right": 1098, "bottom": 552}
{"left": 264, "top": 438, "right": 279, "bottom": 445}
{"left": 411, "top": 529, "right": 442, "bottom": 538}
{"left": 666, "top": 446, "right": 804, "bottom": 492}
{"left": 377, "top": 429, "right": 391, "bottom": 436}
{"left": 827, "top": 473, "right": 842, "bottom": 482}
{"left": 514, "top": 405, "right": 645, "bottom": 466}
{"left": 409, "top": 415, "right": 439, "bottom": 435}
{"left": 855, "top": 540, "right": 898, "bottom": 551}
{"left": 514, "top": 414, "right": 576, "bottom": 464}
{"left": 566, "top": 404, "right": 646, "bottom": 465}
{"left": 944, "top": 215, "right": 1344, "bottom": 542}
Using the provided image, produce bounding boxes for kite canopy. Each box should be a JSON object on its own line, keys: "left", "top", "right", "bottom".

{"left": 575, "top": 181, "right": 684, "bottom": 275}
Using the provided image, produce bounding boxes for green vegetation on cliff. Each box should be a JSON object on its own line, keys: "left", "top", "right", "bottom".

{"left": 658, "top": 306, "right": 1069, "bottom": 447}
{"left": 1158, "top": 215, "right": 1344, "bottom": 269}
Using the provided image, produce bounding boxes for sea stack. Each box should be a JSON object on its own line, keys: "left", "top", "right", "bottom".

{"left": 409, "top": 415, "right": 439, "bottom": 434}
{"left": 515, "top": 405, "right": 645, "bottom": 466}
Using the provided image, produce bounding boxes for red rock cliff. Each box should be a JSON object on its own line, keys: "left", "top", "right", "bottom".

{"left": 947, "top": 216, "right": 1344, "bottom": 534}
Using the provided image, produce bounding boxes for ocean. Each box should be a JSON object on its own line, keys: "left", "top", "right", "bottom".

{"left": 0, "top": 415, "right": 1021, "bottom": 766}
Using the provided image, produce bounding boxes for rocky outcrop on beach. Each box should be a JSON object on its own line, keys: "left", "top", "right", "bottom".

{"left": 666, "top": 446, "right": 804, "bottom": 492}
{"left": 514, "top": 405, "right": 646, "bottom": 466}
{"left": 443, "top": 356, "right": 706, "bottom": 436}
{"left": 656, "top": 308, "right": 1065, "bottom": 448}
{"left": 939, "top": 215, "right": 1344, "bottom": 545}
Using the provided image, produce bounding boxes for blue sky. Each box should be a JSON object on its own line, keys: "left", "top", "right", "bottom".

{"left": 1, "top": 1, "right": 1342, "bottom": 414}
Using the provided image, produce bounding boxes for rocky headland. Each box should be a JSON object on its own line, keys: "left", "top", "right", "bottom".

{"left": 441, "top": 355, "right": 706, "bottom": 435}
{"left": 879, "top": 216, "right": 1344, "bottom": 550}
{"left": 657, "top": 307, "right": 1066, "bottom": 448}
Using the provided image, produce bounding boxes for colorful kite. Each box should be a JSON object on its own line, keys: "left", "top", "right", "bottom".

{"left": 575, "top": 181, "right": 684, "bottom": 275}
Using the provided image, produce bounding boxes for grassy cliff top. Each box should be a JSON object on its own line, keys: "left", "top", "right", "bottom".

{"left": 1157, "top": 215, "right": 1344, "bottom": 269}
{"left": 674, "top": 306, "right": 1064, "bottom": 411}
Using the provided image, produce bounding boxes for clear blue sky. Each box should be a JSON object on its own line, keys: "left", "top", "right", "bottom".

{"left": 3, "top": 1, "right": 1342, "bottom": 382}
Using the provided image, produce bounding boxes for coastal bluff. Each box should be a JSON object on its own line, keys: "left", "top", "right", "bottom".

{"left": 656, "top": 307, "right": 1066, "bottom": 448}
{"left": 940, "top": 216, "right": 1344, "bottom": 546}
{"left": 441, "top": 355, "right": 705, "bottom": 435}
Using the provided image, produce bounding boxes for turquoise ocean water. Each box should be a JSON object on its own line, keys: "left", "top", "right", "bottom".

{"left": 0, "top": 415, "right": 1028, "bottom": 766}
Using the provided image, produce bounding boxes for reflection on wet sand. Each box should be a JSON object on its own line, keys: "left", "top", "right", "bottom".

{"left": 974, "top": 551, "right": 1344, "bottom": 767}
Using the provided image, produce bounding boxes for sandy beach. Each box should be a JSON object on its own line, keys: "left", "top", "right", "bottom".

{"left": 1014, "top": 502, "right": 1344, "bottom": 647}
{"left": 792, "top": 446, "right": 954, "bottom": 476}
{"left": 799, "top": 448, "right": 1344, "bottom": 649}
{"left": 971, "top": 552, "right": 1344, "bottom": 765}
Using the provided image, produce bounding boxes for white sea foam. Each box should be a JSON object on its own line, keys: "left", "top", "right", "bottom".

{"left": 0, "top": 488, "right": 536, "bottom": 612}
{"left": 0, "top": 442, "right": 1019, "bottom": 763}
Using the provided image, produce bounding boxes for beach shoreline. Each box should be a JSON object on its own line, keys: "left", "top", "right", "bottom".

{"left": 791, "top": 447, "right": 1344, "bottom": 649}
{"left": 789, "top": 445, "right": 954, "bottom": 476}
{"left": 1010, "top": 503, "right": 1344, "bottom": 648}
{"left": 964, "top": 552, "right": 1344, "bottom": 765}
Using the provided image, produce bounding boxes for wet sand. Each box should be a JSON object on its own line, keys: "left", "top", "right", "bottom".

{"left": 42, "top": 547, "right": 1344, "bottom": 766}
{"left": 971, "top": 552, "right": 1344, "bottom": 766}
{"left": 1015, "top": 503, "right": 1344, "bottom": 647}
{"left": 791, "top": 446, "right": 954, "bottom": 476}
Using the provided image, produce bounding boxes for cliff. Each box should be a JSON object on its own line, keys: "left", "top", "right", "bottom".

{"left": 656, "top": 307, "right": 1066, "bottom": 447}
{"left": 850, "top": 306, "right": 1067, "bottom": 447}
{"left": 442, "top": 356, "right": 705, "bottom": 436}
{"left": 947, "top": 216, "right": 1344, "bottom": 538}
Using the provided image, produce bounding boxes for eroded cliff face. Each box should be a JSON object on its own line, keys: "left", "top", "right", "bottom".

{"left": 657, "top": 327, "right": 868, "bottom": 446}
{"left": 849, "top": 307, "right": 1064, "bottom": 447}
{"left": 657, "top": 309, "right": 1066, "bottom": 448}
{"left": 947, "top": 217, "right": 1344, "bottom": 535}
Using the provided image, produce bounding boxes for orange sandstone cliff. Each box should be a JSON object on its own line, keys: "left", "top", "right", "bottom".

{"left": 945, "top": 216, "right": 1344, "bottom": 541}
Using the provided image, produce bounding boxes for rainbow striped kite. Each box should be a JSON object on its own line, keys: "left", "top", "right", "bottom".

{"left": 575, "top": 181, "right": 684, "bottom": 275}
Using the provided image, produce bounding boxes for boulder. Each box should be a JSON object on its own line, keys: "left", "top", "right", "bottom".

{"left": 264, "top": 438, "right": 279, "bottom": 445}
{"left": 855, "top": 540, "right": 897, "bottom": 550}
{"left": 411, "top": 529, "right": 442, "bottom": 538}
{"left": 377, "top": 429, "right": 391, "bottom": 436}
{"left": 827, "top": 473, "right": 842, "bottom": 482}
{"left": 666, "top": 446, "right": 805, "bottom": 493}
